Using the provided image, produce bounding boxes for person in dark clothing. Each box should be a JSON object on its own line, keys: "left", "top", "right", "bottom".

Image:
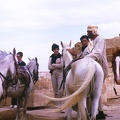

{"left": 10, "top": 52, "right": 26, "bottom": 108}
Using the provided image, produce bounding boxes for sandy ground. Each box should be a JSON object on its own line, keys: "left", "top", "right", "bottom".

{"left": 0, "top": 97, "right": 120, "bottom": 120}
{"left": 26, "top": 97, "right": 120, "bottom": 120}
{"left": 103, "top": 97, "right": 120, "bottom": 120}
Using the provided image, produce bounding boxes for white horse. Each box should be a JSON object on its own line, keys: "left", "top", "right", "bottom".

{"left": 0, "top": 49, "right": 39, "bottom": 120}
{"left": 112, "top": 49, "right": 120, "bottom": 85}
{"left": 0, "top": 49, "right": 17, "bottom": 101}
{"left": 41, "top": 41, "right": 104, "bottom": 120}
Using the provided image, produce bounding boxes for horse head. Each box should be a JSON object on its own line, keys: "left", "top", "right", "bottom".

{"left": 0, "top": 49, "right": 17, "bottom": 81}
{"left": 61, "top": 41, "right": 73, "bottom": 67}
{"left": 61, "top": 41, "right": 72, "bottom": 50}
{"left": 27, "top": 57, "right": 39, "bottom": 83}
{"left": 112, "top": 49, "right": 120, "bottom": 85}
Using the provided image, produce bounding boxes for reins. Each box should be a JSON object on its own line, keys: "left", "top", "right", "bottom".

{"left": 0, "top": 72, "right": 11, "bottom": 107}
{"left": 0, "top": 72, "right": 7, "bottom": 82}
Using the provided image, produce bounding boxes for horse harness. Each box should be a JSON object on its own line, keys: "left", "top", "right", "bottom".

{"left": 0, "top": 66, "right": 30, "bottom": 99}
{"left": 17, "top": 66, "right": 30, "bottom": 87}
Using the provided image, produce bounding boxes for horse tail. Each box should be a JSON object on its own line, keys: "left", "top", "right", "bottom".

{"left": 40, "top": 60, "right": 95, "bottom": 103}
{"left": 53, "top": 60, "right": 96, "bottom": 112}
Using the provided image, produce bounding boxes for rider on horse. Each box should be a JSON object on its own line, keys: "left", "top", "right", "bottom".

{"left": 64, "top": 25, "right": 108, "bottom": 119}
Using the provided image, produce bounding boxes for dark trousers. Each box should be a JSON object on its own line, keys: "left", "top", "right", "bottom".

{"left": 11, "top": 97, "right": 17, "bottom": 105}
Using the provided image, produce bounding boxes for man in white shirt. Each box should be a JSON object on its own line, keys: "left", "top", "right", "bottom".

{"left": 64, "top": 26, "right": 108, "bottom": 119}
{"left": 86, "top": 25, "right": 108, "bottom": 119}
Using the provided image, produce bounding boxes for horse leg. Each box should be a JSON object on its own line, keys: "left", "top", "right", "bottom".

{"left": 87, "top": 96, "right": 91, "bottom": 116}
{"left": 21, "top": 97, "right": 27, "bottom": 120}
{"left": 65, "top": 98, "right": 72, "bottom": 120}
{"left": 65, "top": 85, "right": 73, "bottom": 120}
{"left": 65, "top": 107, "right": 72, "bottom": 120}
{"left": 78, "top": 94, "right": 87, "bottom": 120}
{"left": 90, "top": 67, "right": 104, "bottom": 120}
{"left": 96, "top": 96, "right": 106, "bottom": 119}
{"left": 15, "top": 97, "right": 21, "bottom": 120}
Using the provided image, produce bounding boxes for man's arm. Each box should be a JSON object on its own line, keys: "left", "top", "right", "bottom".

{"left": 85, "top": 37, "right": 104, "bottom": 61}
{"left": 66, "top": 49, "right": 77, "bottom": 58}
{"left": 48, "top": 57, "right": 56, "bottom": 70}
{"left": 52, "top": 57, "right": 64, "bottom": 69}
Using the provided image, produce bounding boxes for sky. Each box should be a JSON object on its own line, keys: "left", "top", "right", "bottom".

{"left": 0, "top": 0, "right": 120, "bottom": 71}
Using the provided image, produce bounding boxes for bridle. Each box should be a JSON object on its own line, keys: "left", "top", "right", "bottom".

{"left": 0, "top": 53, "right": 17, "bottom": 84}
{"left": 0, "top": 53, "right": 18, "bottom": 99}
{"left": 11, "top": 53, "right": 18, "bottom": 84}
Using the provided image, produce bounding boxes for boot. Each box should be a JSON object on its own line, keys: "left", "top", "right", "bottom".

{"left": 96, "top": 111, "right": 106, "bottom": 119}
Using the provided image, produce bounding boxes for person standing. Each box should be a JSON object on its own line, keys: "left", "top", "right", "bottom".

{"left": 48, "top": 43, "right": 64, "bottom": 99}
{"left": 86, "top": 25, "right": 108, "bottom": 119}
{"left": 10, "top": 52, "right": 26, "bottom": 108}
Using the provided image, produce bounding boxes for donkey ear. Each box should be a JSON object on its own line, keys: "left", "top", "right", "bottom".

{"left": 69, "top": 40, "right": 72, "bottom": 47}
{"left": 61, "top": 41, "right": 64, "bottom": 48}
{"left": 35, "top": 57, "right": 38, "bottom": 62}
{"left": 13, "top": 48, "right": 16, "bottom": 56}
{"left": 28, "top": 57, "right": 31, "bottom": 60}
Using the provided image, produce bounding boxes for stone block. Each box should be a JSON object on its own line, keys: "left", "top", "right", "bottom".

{"left": 0, "top": 107, "right": 23, "bottom": 120}
{"left": 27, "top": 72, "right": 54, "bottom": 107}
{"left": 1, "top": 97, "right": 11, "bottom": 107}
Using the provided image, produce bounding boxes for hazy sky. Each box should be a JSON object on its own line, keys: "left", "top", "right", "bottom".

{"left": 0, "top": 0, "right": 120, "bottom": 71}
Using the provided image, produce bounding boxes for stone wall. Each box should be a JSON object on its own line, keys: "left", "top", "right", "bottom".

{"left": 27, "top": 67, "right": 120, "bottom": 107}
{"left": 27, "top": 72, "right": 54, "bottom": 107}
{"left": 102, "top": 62, "right": 120, "bottom": 104}
{"left": 2, "top": 72, "right": 54, "bottom": 107}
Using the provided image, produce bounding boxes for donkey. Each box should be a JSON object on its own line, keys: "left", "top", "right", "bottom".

{"left": 0, "top": 49, "right": 39, "bottom": 120}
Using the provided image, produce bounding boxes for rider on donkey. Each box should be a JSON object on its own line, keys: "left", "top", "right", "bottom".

{"left": 10, "top": 52, "right": 26, "bottom": 108}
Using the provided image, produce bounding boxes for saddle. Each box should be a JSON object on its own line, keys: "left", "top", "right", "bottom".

{"left": 17, "top": 66, "right": 30, "bottom": 87}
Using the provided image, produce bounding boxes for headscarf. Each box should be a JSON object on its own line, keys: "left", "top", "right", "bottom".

{"left": 87, "top": 25, "right": 99, "bottom": 35}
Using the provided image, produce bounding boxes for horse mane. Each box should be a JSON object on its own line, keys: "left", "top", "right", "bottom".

{"left": 26, "top": 58, "right": 35, "bottom": 68}
{"left": 0, "top": 50, "right": 10, "bottom": 60}
{"left": 111, "top": 49, "right": 120, "bottom": 81}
